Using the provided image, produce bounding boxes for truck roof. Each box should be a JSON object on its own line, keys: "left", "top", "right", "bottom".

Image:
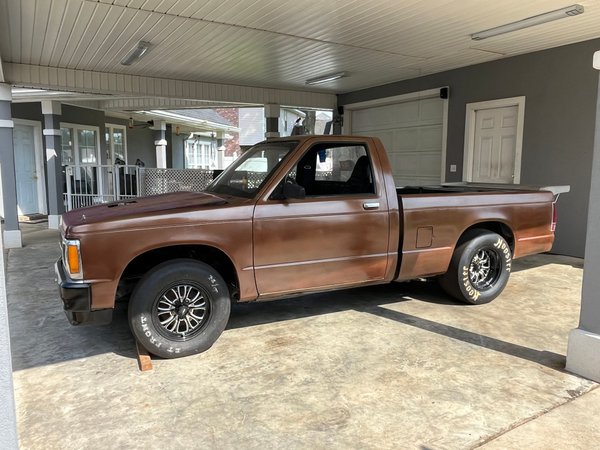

{"left": 259, "top": 135, "right": 374, "bottom": 143}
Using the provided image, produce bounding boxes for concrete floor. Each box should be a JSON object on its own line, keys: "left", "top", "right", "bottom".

{"left": 7, "top": 223, "right": 600, "bottom": 449}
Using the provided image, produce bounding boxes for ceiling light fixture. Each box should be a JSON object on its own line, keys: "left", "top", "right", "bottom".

{"left": 471, "top": 4, "right": 584, "bottom": 41}
{"left": 305, "top": 72, "right": 347, "bottom": 85}
{"left": 120, "top": 41, "right": 152, "bottom": 65}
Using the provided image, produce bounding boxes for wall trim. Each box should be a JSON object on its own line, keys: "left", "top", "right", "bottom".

{"left": 41, "top": 100, "right": 62, "bottom": 116}
{"left": 0, "top": 120, "right": 14, "bottom": 128}
{"left": 0, "top": 56, "right": 5, "bottom": 83}
{"left": 343, "top": 88, "right": 445, "bottom": 111}
{"left": 463, "top": 96, "right": 525, "bottom": 184}
{"left": 0, "top": 83, "right": 10, "bottom": 101}
{"left": 5, "top": 63, "right": 336, "bottom": 109}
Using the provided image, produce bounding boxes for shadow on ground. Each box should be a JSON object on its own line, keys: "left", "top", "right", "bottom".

{"left": 6, "top": 222, "right": 570, "bottom": 372}
{"left": 9, "top": 272, "right": 565, "bottom": 373}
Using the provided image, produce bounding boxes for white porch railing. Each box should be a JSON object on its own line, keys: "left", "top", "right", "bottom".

{"left": 63, "top": 164, "right": 220, "bottom": 211}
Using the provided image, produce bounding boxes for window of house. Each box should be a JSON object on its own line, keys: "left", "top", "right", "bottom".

{"left": 60, "top": 124, "right": 100, "bottom": 166}
{"left": 61, "top": 128, "right": 74, "bottom": 165}
{"left": 185, "top": 138, "right": 214, "bottom": 169}
{"left": 105, "top": 124, "right": 127, "bottom": 164}
{"left": 287, "top": 144, "right": 374, "bottom": 196}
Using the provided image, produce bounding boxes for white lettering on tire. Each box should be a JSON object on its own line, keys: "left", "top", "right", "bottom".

{"left": 138, "top": 315, "right": 166, "bottom": 349}
{"left": 462, "top": 265, "right": 481, "bottom": 302}
{"left": 208, "top": 275, "right": 219, "bottom": 293}
{"left": 493, "top": 238, "right": 512, "bottom": 272}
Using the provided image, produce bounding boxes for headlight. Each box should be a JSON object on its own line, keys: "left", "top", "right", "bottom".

{"left": 62, "top": 238, "right": 83, "bottom": 280}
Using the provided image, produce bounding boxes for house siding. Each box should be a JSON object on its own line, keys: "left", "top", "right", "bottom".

{"left": 338, "top": 38, "right": 600, "bottom": 258}
{"left": 239, "top": 108, "right": 265, "bottom": 146}
{"left": 105, "top": 116, "right": 157, "bottom": 167}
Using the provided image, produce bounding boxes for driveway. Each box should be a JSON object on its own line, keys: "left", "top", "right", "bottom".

{"left": 8, "top": 223, "right": 598, "bottom": 449}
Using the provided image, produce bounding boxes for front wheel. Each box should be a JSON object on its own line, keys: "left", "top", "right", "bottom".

{"left": 128, "top": 259, "right": 231, "bottom": 359}
{"left": 439, "top": 230, "right": 512, "bottom": 304}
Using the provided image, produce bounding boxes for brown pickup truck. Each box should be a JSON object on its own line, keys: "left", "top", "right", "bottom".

{"left": 55, "top": 135, "right": 566, "bottom": 358}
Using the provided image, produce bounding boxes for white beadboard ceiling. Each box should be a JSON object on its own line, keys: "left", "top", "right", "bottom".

{"left": 0, "top": 0, "right": 599, "bottom": 98}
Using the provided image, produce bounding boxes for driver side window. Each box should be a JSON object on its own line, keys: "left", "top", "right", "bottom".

{"left": 287, "top": 144, "right": 374, "bottom": 196}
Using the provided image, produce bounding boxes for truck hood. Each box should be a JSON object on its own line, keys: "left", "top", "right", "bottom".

{"left": 62, "top": 191, "right": 229, "bottom": 233}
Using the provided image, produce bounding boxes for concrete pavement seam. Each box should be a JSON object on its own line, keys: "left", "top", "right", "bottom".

{"left": 470, "top": 383, "right": 599, "bottom": 449}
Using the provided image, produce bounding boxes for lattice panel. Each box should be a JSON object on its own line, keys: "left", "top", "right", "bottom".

{"left": 143, "top": 169, "right": 215, "bottom": 196}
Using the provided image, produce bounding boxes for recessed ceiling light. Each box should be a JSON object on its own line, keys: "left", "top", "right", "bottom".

{"left": 305, "top": 72, "right": 347, "bottom": 85}
{"left": 471, "top": 4, "right": 584, "bottom": 41}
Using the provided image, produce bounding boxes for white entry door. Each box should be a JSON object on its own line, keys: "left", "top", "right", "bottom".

{"left": 13, "top": 124, "right": 40, "bottom": 215}
{"left": 472, "top": 106, "right": 518, "bottom": 183}
{"left": 464, "top": 97, "right": 525, "bottom": 184}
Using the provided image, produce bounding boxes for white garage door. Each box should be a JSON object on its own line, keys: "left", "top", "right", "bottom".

{"left": 351, "top": 96, "right": 445, "bottom": 186}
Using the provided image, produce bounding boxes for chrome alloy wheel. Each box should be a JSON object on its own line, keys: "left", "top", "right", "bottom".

{"left": 468, "top": 249, "right": 501, "bottom": 290}
{"left": 153, "top": 284, "right": 210, "bottom": 340}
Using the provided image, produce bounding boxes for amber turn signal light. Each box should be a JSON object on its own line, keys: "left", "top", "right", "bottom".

{"left": 67, "top": 244, "right": 80, "bottom": 274}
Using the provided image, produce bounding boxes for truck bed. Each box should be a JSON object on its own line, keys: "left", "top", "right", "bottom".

{"left": 394, "top": 184, "right": 560, "bottom": 282}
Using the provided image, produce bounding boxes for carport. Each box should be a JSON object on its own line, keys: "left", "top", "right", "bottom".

{"left": 1, "top": 1, "right": 600, "bottom": 448}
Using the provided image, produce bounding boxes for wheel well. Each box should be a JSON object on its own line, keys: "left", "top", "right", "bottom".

{"left": 118, "top": 245, "right": 240, "bottom": 302}
{"left": 458, "top": 222, "right": 515, "bottom": 252}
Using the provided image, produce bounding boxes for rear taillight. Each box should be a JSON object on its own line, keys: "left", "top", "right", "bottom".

{"left": 551, "top": 201, "right": 557, "bottom": 232}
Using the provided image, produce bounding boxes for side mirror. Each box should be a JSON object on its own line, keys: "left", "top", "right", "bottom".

{"left": 283, "top": 180, "right": 305, "bottom": 199}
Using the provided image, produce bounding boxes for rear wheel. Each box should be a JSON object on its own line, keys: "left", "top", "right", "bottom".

{"left": 128, "top": 259, "right": 231, "bottom": 358}
{"left": 439, "top": 230, "right": 512, "bottom": 304}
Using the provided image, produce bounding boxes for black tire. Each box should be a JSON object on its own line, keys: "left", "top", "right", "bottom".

{"left": 439, "top": 230, "right": 512, "bottom": 305}
{"left": 128, "top": 259, "right": 231, "bottom": 359}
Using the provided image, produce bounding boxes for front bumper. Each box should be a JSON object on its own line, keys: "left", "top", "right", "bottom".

{"left": 54, "top": 259, "right": 112, "bottom": 325}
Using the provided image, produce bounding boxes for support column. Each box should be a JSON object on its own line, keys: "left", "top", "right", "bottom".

{"left": 566, "top": 51, "right": 600, "bottom": 382}
{"left": 216, "top": 135, "right": 225, "bottom": 170}
{"left": 0, "top": 84, "right": 21, "bottom": 248}
{"left": 264, "top": 104, "right": 280, "bottom": 139}
{"left": 303, "top": 110, "right": 316, "bottom": 135}
{"left": 0, "top": 232, "right": 18, "bottom": 449}
{"left": 41, "top": 101, "right": 64, "bottom": 229}
{"left": 332, "top": 106, "right": 343, "bottom": 135}
{"left": 154, "top": 120, "right": 167, "bottom": 169}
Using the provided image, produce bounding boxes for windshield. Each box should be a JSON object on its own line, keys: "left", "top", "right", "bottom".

{"left": 205, "top": 141, "right": 298, "bottom": 198}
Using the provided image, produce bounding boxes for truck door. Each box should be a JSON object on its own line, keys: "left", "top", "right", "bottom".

{"left": 253, "top": 142, "right": 390, "bottom": 296}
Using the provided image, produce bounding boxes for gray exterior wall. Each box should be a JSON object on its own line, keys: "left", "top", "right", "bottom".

{"left": 339, "top": 38, "right": 600, "bottom": 258}
{"left": 126, "top": 124, "right": 156, "bottom": 167}
{"left": 171, "top": 132, "right": 187, "bottom": 169}
{"left": 105, "top": 116, "right": 156, "bottom": 166}
{"left": 239, "top": 107, "right": 265, "bottom": 145}
{"left": 10, "top": 102, "right": 42, "bottom": 122}
{"left": 10, "top": 105, "right": 165, "bottom": 168}
{"left": 12, "top": 102, "right": 111, "bottom": 165}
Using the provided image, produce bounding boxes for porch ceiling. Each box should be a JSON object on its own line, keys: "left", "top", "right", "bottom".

{"left": 1, "top": 0, "right": 599, "bottom": 102}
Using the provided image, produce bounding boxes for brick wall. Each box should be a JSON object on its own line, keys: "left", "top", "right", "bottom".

{"left": 215, "top": 108, "right": 240, "bottom": 157}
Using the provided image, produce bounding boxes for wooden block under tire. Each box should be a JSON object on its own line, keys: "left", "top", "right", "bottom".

{"left": 136, "top": 340, "right": 153, "bottom": 372}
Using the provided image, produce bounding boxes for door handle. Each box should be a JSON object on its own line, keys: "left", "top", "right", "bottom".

{"left": 363, "top": 202, "right": 380, "bottom": 210}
